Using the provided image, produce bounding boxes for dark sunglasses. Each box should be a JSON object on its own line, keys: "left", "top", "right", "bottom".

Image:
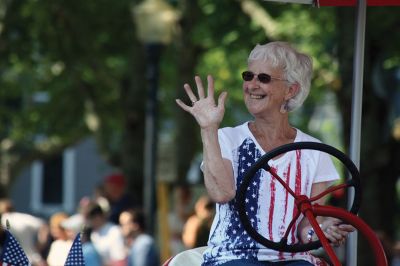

{"left": 241, "top": 71, "right": 287, "bottom": 84}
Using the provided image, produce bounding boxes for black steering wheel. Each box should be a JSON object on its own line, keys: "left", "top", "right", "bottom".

{"left": 236, "top": 141, "right": 361, "bottom": 252}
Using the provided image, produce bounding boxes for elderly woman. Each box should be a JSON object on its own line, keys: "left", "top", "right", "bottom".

{"left": 176, "top": 42, "right": 354, "bottom": 266}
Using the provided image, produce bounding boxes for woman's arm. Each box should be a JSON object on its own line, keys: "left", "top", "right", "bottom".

{"left": 176, "top": 75, "right": 234, "bottom": 203}
{"left": 201, "top": 128, "right": 235, "bottom": 203}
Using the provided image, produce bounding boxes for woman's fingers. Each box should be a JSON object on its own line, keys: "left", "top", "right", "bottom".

{"left": 177, "top": 75, "right": 226, "bottom": 118}
{"left": 218, "top": 91, "right": 228, "bottom": 108}
{"left": 318, "top": 219, "right": 355, "bottom": 247}
{"left": 183, "top": 76, "right": 215, "bottom": 104}
{"left": 184, "top": 83, "right": 198, "bottom": 104}
{"left": 175, "top": 99, "right": 191, "bottom": 112}
{"left": 327, "top": 226, "right": 343, "bottom": 240}
{"left": 338, "top": 224, "right": 356, "bottom": 233}
{"left": 323, "top": 224, "right": 354, "bottom": 246}
{"left": 327, "top": 218, "right": 342, "bottom": 225}
{"left": 195, "top": 76, "right": 206, "bottom": 99}
{"left": 207, "top": 75, "right": 215, "bottom": 100}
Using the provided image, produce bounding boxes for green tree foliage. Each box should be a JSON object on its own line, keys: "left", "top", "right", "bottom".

{"left": 0, "top": 0, "right": 146, "bottom": 200}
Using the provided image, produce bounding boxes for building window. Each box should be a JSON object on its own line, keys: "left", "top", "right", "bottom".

{"left": 42, "top": 154, "right": 63, "bottom": 204}
{"left": 31, "top": 148, "right": 75, "bottom": 215}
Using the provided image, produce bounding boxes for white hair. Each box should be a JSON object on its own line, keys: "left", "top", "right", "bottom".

{"left": 248, "top": 42, "right": 313, "bottom": 112}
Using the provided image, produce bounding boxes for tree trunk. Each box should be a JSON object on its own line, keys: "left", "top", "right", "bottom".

{"left": 120, "top": 39, "right": 147, "bottom": 206}
{"left": 174, "top": 0, "right": 203, "bottom": 185}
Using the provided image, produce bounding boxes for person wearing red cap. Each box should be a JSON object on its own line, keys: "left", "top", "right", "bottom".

{"left": 103, "top": 173, "right": 137, "bottom": 224}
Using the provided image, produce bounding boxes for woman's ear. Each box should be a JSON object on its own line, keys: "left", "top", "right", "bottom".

{"left": 285, "top": 82, "right": 300, "bottom": 100}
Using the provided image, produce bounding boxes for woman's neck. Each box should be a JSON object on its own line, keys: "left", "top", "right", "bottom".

{"left": 249, "top": 118, "right": 296, "bottom": 152}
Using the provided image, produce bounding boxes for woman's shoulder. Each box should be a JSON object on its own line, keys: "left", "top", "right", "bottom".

{"left": 219, "top": 122, "right": 249, "bottom": 135}
{"left": 218, "top": 122, "right": 250, "bottom": 143}
{"left": 294, "top": 129, "right": 325, "bottom": 161}
{"left": 295, "top": 128, "right": 322, "bottom": 143}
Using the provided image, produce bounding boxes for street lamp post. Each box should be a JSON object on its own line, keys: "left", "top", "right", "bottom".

{"left": 142, "top": 42, "right": 162, "bottom": 235}
{"left": 133, "top": 0, "right": 178, "bottom": 235}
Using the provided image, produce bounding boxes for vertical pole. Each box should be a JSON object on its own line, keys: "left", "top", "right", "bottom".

{"left": 143, "top": 43, "right": 162, "bottom": 235}
{"left": 347, "top": 0, "right": 366, "bottom": 265}
{"left": 158, "top": 181, "right": 171, "bottom": 262}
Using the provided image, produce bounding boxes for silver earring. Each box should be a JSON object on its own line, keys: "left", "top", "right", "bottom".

{"left": 280, "top": 101, "right": 289, "bottom": 113}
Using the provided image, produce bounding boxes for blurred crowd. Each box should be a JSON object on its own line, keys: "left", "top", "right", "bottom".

{"left": 0, "top": 172, "right": 218, "bottom": 266}
{"left": 0, "top": 173, "right": 160, "bottom": 266}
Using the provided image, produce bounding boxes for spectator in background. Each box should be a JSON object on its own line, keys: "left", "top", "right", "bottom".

{"left": 168, "top": 185, "right": 192, "bottom": 256}
{"left": 46, "top": 212, "right": 72, "bottom": 266}
{"left": 62, "top": 211, "right": 102, "bottom": 266}
{"left": 182, "top": 195, "right": 215, "bottom": 249}
{"left": 0, "top": 199, "right": 46, "bottom": 266}
{"left": 81, "top": 226, "right": 102, "bottom": 266}
{"left": 119, "top": 209, "right": 160, "bottom": 266}
{"left": 35, "top": 222, "right": 52, "bottom": 264}
{"left": 62, "top": 204, "right": 102, "bottom": 266}
{"left": 85, "top": 201, "right": 127, "bottom": 266}
{"left": 103, "top": 173, "right": 136, "bottom": 224}
{"left": 59, "top": 196, "right": 94, "bottom": 239}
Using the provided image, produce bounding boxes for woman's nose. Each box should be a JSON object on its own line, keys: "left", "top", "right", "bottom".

{"left": 246, "top": 79, "right": 260, "bottom": 90}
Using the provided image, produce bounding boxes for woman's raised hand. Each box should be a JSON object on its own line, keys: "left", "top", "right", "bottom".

{"left": 176, "top": 75, "right": 228, "bottom": 130}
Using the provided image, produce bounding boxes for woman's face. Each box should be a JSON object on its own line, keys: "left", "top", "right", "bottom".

{"left": 243, "top": 60, "right": 290, "bottom": 118}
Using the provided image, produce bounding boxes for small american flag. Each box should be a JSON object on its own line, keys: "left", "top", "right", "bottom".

{"left": 0, "top": 229, "right": 30, "bottom": 266}
{"left": 64, "top": 233, "right": 85, "bottom": 266}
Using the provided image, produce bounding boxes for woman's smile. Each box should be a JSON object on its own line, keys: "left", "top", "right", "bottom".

{"left": 249, "top": 93, "right": 266, "bottom": 99}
